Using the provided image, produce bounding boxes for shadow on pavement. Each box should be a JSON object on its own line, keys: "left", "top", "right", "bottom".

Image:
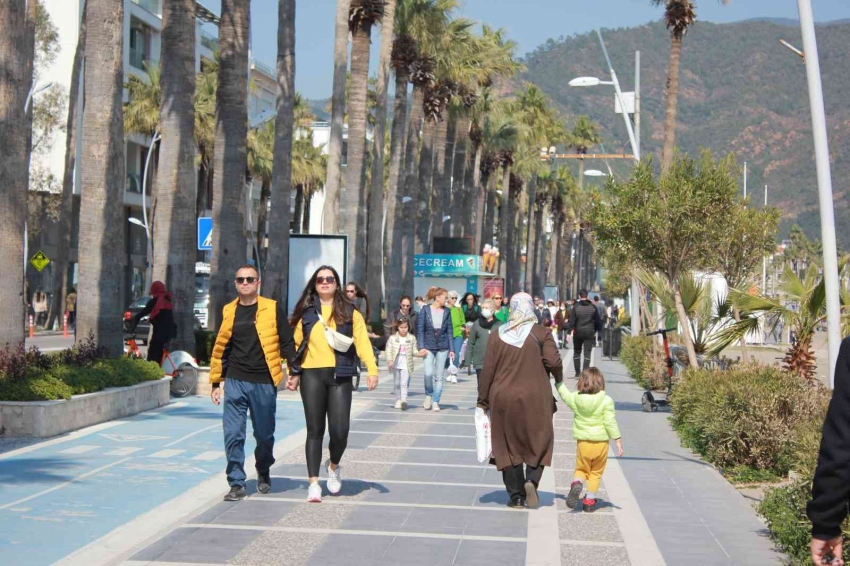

{"left": 267, "top": 476, "right": 390, "bottom": 497}
{"left": 0, "top": 457, "right": 80, "bottom": 483}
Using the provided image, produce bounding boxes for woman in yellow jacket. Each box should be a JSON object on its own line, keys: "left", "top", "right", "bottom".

{"left": 288, "top": 266, "right": 378, "bottom": 503}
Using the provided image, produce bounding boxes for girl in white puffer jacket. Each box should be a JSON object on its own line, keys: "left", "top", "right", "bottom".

{"left": 386, "top": 317, "right": 421, "bottom": 411}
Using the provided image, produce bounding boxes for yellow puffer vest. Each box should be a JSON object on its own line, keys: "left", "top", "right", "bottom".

{"left": 209, "top": 296, "right": 284, "bottom": 386}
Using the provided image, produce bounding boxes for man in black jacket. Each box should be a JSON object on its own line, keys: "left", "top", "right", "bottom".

{"left": 808, "top": 336, "right": 850, "bottom": 565}
{"left": 565, "top": 290, "right": 603, "bottom": 378}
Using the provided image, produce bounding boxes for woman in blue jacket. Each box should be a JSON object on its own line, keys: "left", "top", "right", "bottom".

{"left": 416, "top": 286, "right": 454, "bottom": 412}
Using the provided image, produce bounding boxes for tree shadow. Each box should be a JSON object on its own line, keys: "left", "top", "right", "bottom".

{"left": 0, "top": 457, "right": 80, "bottom": 484}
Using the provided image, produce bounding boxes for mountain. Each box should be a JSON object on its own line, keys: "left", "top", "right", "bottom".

{"left": 519, "top": 19, "right": 850, "bottom": 250}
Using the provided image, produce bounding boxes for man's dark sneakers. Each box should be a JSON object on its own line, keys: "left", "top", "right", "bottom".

{"left": 566, "top": 481, "right": 583, "bottom": 509}
{"left": 524, "top": 481, "right": 539, "bottom": 510}
{"left": 582, "top": 497, "right": 599, "bottom": 513}
{"left": 224, "top": 486, "right": 247, "bottom": 501}
{"left": 507, "top": 496, "right": 526, "bottom": 509}
{"left": 257, "top": 473, "right": 271, "bottom": 494}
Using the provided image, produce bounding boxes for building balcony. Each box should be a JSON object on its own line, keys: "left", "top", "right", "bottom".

{"left": 251, "top": 59, "right": 275, "bottom": 79}
{"left": 131, "top": 0, "right": 161, "bottom": 17}
{"left": 200, "top": 29, "right": 218, "bottom": 52}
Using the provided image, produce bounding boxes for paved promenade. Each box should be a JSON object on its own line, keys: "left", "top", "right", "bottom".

{"left": 1, "top": 348, "right": 787, "bottom": 565}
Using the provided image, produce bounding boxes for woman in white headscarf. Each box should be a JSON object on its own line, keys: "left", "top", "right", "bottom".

{"left": 477, "top": 292, "right": 564, "bottom": 509}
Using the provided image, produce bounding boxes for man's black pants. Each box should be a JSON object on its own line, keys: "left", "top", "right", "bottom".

{"left": 502, "top": 464, "right": 544, "bottom": 501}
{"left": 573, "top": 333, "right": 595, "bottom": 375}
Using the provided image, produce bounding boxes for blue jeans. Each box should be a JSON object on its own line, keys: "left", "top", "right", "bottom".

{"left": 423, "top": 350, "right": 448, "bottom": 404}
{"left": 223, "top": 379, "right": 277, "bottom": 488}
{"left": 449, "top": 336, "right": 464, "bottom": 368}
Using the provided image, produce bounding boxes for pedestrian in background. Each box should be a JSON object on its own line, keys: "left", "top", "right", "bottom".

{"left": 130, "top": 281, "right": 177, "bottom": 364}
{"left": 467, "top": 298, "right": 502, "bottom": 382}
{"left": 289, "top": 266, "right": 379, "bottom": 503}
{"left": 209, "top": 266, "right": 300, "bottom": 502}
{"left": 66, "top": 288, "right": 77, "bottom": 329}
{"left": 386, "top": 317, "right": 420, "bottom": 411}
{"left": 566, "top": 290, "right": 603, "bottom": 378}
{"left": 386, "top": 295, "right": 417, "bottom": 335}
{"left": 446, "top": 290, "right": 466, "bottom": 382}
{"left": 477, "top": 292, "right": 562, "bottom": 509}
{"left": 414, "top": 296, "right": 427, "bottom": 313}
{"left": 807, "top": 336, "right": 850, "bottom": 566}
{"left": 556, "top": 367, "right": 624, "bottom": 513}
{"left": 493, "top": 292, "right": 509, "bottom": 323}
{"left": 33, "top": 289, "right": 48, "bottom": 328}
{"left": 344, "top": 282, "right": 371, "bottom": 321}
{"left": 416, "top": 286, "right": 454, "bottom": 412}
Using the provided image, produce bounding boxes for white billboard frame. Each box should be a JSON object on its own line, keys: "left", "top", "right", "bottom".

{"left": 286, "top": 234, "right": 349, "bottom": 314}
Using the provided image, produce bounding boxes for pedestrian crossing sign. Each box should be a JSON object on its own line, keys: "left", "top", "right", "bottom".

{"left": 30, "top": 250, "right": 50, "bottom": 272}
{"left": 197, "top": 217, "right": 213, "bottom": 250}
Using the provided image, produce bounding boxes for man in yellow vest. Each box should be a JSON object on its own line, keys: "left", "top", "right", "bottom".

{"left": 210, "top": 265, "right": 300, "bottom": 501}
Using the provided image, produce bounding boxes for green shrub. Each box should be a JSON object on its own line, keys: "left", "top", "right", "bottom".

{"left": 669, "top": 364, "right": 830, "bottom": 477}
{"left": 195, "top": 330, "right": 216, "bottom": 366}
{"left": 619, "top": 335, "right": 668, "bottom": 390}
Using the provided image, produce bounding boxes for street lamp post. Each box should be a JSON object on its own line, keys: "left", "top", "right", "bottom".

{"left": 796, "top": 0, "right": 843, "bottom": 387}
{"left": 139, "top": 130, "right": 161, "bottom": 292}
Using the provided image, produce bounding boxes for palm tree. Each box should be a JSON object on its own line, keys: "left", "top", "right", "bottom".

{"left": 569, "top": 115, "right": 601, "bottom": 296}
{"left": 209, "top": 0, "right": 250, "bottom": 330}
{"left": 321, "top": 0, "right": 351, "bottom": 234}
{"left": 77, "top": 0, "right": 125, "bottom": 354}
{"left": 247, "top": 120, "right": 274, "bottom": 265}
{"left": 292, "top": 137, "right": 327, "bottom": 233}
{"left": 47, "top": 2, "right": 87, "bottom": 333}
{"left": 195, "top": 59, "right": 217, "bottom": 214}
{"left": 366, "top": 0, "right": 396, "bottom": 324}
{"left": 152, "top": 0, "right": 197, "bottom": 353}
{"left": 710, "top": 263, "right": 850, "bottom": 381}
{"left": 652, "top": 0, "right": 730, "bottom": 172}
{"left": 341, "top": 0, "right": 385, "bottom": 284}
{"left": 263, "top": 0, "right": 297, "bottom": 304}
{"left": 0, "top": 0, "right": 36, "bottom": 346}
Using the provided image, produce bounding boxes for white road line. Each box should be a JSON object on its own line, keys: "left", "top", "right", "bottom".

{"left": 149, "top": 449, "right": 186, "bottom": 458}
{"left": 162, "top": 423, "right": 222, "bottom": 447}
{"left": 58, "top": 445, "right": 100, "bottom": 455}
{"left": 350, "top": 430, "right": 474, "bottom": 438}
{"left": 104, "top": 447, "right": 144, "bottom": 456}
{"left": 368, "top": 446, "right": 476, "bottom": 452}
{"left": 348, "top": 460, "right": 487, "bottom": 469}
{"left": 250, "top": 496, "right": 525, "bottom": 513}
{"left": 191, "top": 451, "right": 224, "bottom": 461}
{"left": 353, "top": 418, "right": 474, "bottom": 426}
{"left": 275, "top": 475, "right": 502, "bottom": 488}
{"left": 180, "top": 523, "right": 527, "bottom": 543}
{"left": 0, "top": 457, "right": 133, "bottom": 510}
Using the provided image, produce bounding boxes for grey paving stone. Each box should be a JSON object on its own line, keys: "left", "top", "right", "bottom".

{"left": 191, "top": 501, "right": 238, "bottom": 524}
{"left": 232, "top": 531, "right": 327, "bottom": 566}
{"left": 338, "top": 504, "right": 413, "bottom": 530}
{"left": 558, "top": 512, "right": 623, "bottom": 543}
{"left": 305, "top": 533, "right": 397, "bottom": 566}
{"left": 397, "top": 506, "right": 469, "bottom": 535}
{"left": 379, "top": 535, "right": 461, "bottom": 566}
{"left": 560, "top": 542, "right": 630, "bottom": 566}
{"left": 130, "top": 527, "right": 200, "bottom": 562}
{"left": 454, "top": 539, "right": 526, "bottom": 566}
{"left": 147, "top": 526, "right": 263, "bottom": 564}
{"left": 461, "top": 508, "right": 530, "bottom": 537}
{"left": 209, "top": 500, "right": 299, "bottom": 526}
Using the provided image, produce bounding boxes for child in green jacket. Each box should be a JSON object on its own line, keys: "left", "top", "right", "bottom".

{"left": 556, "top": 367, "right": 624, "bottom": 513}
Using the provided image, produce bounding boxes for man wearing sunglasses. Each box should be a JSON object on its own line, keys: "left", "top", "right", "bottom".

{"left": 209, "top": 265, "right": 300, "bottom": 502}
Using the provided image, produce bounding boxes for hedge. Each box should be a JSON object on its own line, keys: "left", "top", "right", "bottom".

{"left": 619, "top": 335, "right": 668, "bottom": 390}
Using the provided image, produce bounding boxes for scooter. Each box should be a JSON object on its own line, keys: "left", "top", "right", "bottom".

{"left": 641, "top": 326, "right": 678, "bottom": 412}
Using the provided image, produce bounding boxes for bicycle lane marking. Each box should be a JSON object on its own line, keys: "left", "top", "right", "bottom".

{"left": 0, "top": 396, "right": 306, "bottom": 566}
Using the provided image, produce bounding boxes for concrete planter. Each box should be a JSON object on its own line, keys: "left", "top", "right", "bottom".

{"left": 0, "top": 377, "right": 171, "bottom": 438}
{"left": 194, "top": 367, "right": 212, "bottom": 397}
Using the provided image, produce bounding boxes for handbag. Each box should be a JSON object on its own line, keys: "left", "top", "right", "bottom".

{"left": 474, "top": 407, "right": 492, "bottom": 463}
{"left": 316, "top": 307, "right": 354, "bottom": 353}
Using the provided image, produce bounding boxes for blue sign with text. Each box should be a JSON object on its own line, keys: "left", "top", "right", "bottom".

{"left": 413, "top": 254, "right": 481, "bottom": 277}
{"left": 197, "top": 217, "right": 213, "bottom": 250}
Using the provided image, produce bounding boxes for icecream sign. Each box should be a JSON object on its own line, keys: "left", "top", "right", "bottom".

{"left": 413, "top": 254, "right": 482, "bottom": 276}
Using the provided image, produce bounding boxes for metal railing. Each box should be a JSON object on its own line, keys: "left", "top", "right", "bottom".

{"left": 251, "top": 59, "right": 276, "bottom": 78}
{"left": 200, "top": 29, "right": 219, "bottom": 52}
{"left": 131, "top": 0, "right": 161, "bottom": 16}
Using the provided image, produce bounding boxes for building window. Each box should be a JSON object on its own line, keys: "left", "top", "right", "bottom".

{"left": 129, "top": 20, "right": 151, "bottom": 70}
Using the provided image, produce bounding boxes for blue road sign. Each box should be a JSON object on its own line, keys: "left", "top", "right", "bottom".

{"left": 197, "top": 217, "right": 213, "bottom": 250}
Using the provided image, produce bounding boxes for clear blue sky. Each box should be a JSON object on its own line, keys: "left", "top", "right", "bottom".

{"left": 199, "top": 0, "right": 850, "bottom": 99}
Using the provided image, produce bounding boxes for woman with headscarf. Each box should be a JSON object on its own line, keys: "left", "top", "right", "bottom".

{"left": 477, "top": 292, "right": 563, "bottom": 509}
{"left": 131, "top": 281, "right": 177, "bottom": 364}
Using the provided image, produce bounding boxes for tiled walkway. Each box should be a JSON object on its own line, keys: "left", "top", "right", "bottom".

{"left": 118, "top": 353, "right": 658, "bottom": 566}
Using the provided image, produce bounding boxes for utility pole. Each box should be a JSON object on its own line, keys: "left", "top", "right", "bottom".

{"left": 743, "top": 162, "right": 747, "bottom": 199}
{"left": 762, "top": 185, "right": 768, "bottom": 295}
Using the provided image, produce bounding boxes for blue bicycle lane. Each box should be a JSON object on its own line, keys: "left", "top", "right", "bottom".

{"left": 0, "top": 395, "right": 306, "bottom": 566}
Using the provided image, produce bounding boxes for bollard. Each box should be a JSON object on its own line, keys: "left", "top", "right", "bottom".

{"left": 29, "top": 315, "right": 34, "bottom": 339}
{"left": 63, "top": 312, "right": 69, "bottom": 338}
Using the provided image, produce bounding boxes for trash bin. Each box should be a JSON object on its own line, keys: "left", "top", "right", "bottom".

{"left": 603, "top": 326, "right": 622, "bottom": 358}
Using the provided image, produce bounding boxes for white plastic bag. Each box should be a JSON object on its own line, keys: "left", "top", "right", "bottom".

{"left": 447, "top": 358, "right": 458, "bottom": 376}
{"left": 475, "top": 407, "right": 492, "bottom": 463}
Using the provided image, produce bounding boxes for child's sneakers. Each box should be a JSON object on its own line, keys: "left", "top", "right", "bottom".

{"left": 582, "top": 497, "right": 600, "bottom": 513}
{"left": 566, "top": 481, "right": 583, "bottom": 509}
{"left": 394, "top": 399, "right": 402, "bottom": 409}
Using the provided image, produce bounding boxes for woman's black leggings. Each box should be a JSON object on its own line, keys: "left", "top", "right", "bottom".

{"left": 300, "top": 368, "right": 353, "bottom": 477}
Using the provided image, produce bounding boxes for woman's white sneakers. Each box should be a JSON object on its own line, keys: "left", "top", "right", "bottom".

{"left": 394, "top": 399, "right": 402, "bottom": 409}
{"left": 307, "top": 482, "right": 322, "bottom": 503}
{"left": 424, "top": 395, "right": 433, "bottom": 410}
{"left": 326, "top": 460, "right": 342, "bottom": 494}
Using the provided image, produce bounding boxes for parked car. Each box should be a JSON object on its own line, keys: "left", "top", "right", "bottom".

{"left": 123, "top": 296, "right": 151, "bottom": 343}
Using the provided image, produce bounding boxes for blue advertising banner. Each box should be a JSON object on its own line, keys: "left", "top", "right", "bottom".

{"left": 413, "top": 254, "right": 481, "bottom": 277}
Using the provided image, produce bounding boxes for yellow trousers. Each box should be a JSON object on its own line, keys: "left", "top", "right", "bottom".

{"left": 573, "top": 440, "right": 609, "bottom": 492}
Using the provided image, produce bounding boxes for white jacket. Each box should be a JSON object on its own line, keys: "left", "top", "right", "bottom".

{"left": 386, "top": 333, "right": 419, "bottom": 370}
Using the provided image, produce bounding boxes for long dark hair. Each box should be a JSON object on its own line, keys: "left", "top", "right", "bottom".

{"left": 345, "top": 281, "right": 371, "bottom": 321}
{"left": 290, "top": 265, "right": 352, "bottom": 326}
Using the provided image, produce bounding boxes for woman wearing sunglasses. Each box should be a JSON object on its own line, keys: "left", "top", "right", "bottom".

{"left": 288, "top": 266, "right": 378, "bottom": 503}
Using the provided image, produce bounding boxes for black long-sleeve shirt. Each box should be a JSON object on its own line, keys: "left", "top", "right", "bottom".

{"left": 565, "top": 300, "right": 602, "bottom": 337}
{"left": 215, "top": 302, "right": 298, "bottom": 387}
{"left": 808, "top": 336, "right": 850, "bottom": 539}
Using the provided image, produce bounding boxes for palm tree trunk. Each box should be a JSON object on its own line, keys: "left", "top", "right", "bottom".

{"left": 572, "top": 231, "right": 583, "bottom": 297}
{"left": 508, "top": 184, "right": 522, "bottom": 293}
{"left": 533, "top": 202, "right": 546, "bottom": 298}
{"left": 385, "top": 67, "right": 410, "bottom": 311}
{"left": 48, "top": 3, "right": 87, "bottom": 332}
{"left": 77, "top": 0, "right": 125, "bottom": 354}
{"left": 415, "top": 119, "right": 437, "bottom": 254}
{"left": 430, "top": 117, "right": 449, "bottom": 238}
{"left": 366, "top": 0, "right": 395, "bottom": 324}
{"left": 209, "top": 0, "right": 250, "bottom": 330}
{"left": 400, "top": 84, "right": 424, "bottom": 292}
{"left": 293, "top": 184, "right": 304, "bottom": 235}
{"left": 733, "top": 305, "right": 750, "bottom": 363}
{"left": 555, "top": 219, "right": 566, "bottom": 295}
{"left": 0, "top": 0, "right": 35, "bottom": 346}
{"left": 452, "top": 116, "right": 470, "bottom": 238}
{"left": 470, "top": 145, "right": 483, "bottom": 252}
{"left": 342, "top": 21, "right": 373, "bottom": 283}
{"left": 524, "top": 176, "right": 537, "bottom": 293}
{"left": 256, "top": 179, "right": 270, "bottom": 262}
{"left": 673, "top": 283, "right": 700, "bottom": 367}
{"left": 436, "top": 115, "right": 454, "bottom": 237}
{"left": 661, "top": 34, "right": 682, "bottom": 173}
{"left": 303, "top": 190, "right": 312, "bottom": 233}
{"left": 264, "top": 0, "right": 296, "bottom": 303}
{"left": 153, "top": 0, "right": 197, "bottom": 353}
{"left": 322, "top": 0, "right": 351, "bottom": 233}
{"left": 499, "top": 166, "right": 511, "bottom": 278}
{"left": 482, "top": 176, "right": 496, "bottom": 254}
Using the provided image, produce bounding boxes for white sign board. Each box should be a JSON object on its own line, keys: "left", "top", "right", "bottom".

{"left": 286, "top": 234, "right": 348, "bottom": 314}
{"left": 615, "top": 92, "right": 635, "bottom": 114}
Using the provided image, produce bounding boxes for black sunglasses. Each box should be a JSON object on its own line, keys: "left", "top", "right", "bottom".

{"left": 316, "top": 276, "right": 337, "bottom": 284}
{"left": 235, "top": 277, "right": 257, "bottom": 284}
